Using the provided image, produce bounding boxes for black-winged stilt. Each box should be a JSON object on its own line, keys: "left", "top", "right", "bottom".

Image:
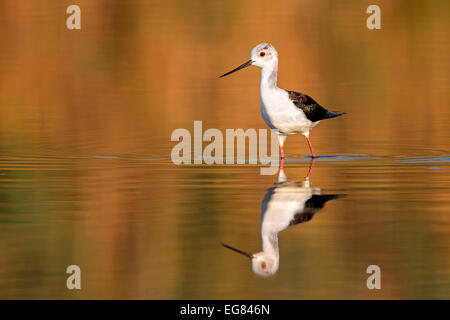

{"left": 220, "top": 43, "right": 344, "bottom": 159}
{"left": 221, "top": 162, "right": 341, "bottom": 276}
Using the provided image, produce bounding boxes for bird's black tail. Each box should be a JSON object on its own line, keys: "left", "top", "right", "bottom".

{"left": 324, "top": 110, "right": 345, "bottom": 119}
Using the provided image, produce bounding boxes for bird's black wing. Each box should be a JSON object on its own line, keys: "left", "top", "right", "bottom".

{"left": 287, "top": 90, "right": 343, "bottom": 122}
{"left": 289, "top": 194, "right": 342, "bottom": 227}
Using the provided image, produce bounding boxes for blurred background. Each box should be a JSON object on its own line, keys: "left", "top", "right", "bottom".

{"left": 0, "top": 0, "right": 449, "bottom": 299}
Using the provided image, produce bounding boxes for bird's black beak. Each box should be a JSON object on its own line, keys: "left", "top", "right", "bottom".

{"left": 221, "top": 242, "right": 253, "bottom": 259}
{"left": 219, "top": 60, "right": 254, "bottom": 78}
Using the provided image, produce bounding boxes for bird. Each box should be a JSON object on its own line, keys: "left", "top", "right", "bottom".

{"left": 220, "top": 43, "right": 344, "bottom": 159}
{"left": 221, "top": 162, "right": 341, "bottom": 276}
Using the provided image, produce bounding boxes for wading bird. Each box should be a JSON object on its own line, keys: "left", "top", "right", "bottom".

{"left": 221, "top": 160, "right": 341, "bottom": 276}
{"left": 220, "top": 43, "right": 344, "bottom": 158}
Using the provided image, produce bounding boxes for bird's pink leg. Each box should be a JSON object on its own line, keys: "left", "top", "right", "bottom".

{"left": 280, "top": 146, "right": 285, "bottom": 170}
{"left": 305, "top": 157, "right": 315, "bottom": 179}
{"left": 306, "top": 136, "right": 316, "bottom": 158}
{"left": 278, "top": 135, "right": 287, "bottom": 170}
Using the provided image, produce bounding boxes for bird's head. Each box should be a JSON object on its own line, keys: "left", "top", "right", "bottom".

{"left": 219, "top": 43, "right": 278, "bottom": 78}
{"left": 251, "top": 251, "right": 279, "bottom": 277}
{"left": 221, "top": 243, "right": 279, "bottom": 277}
{"left": 250, "top": 43, "right": 278, "bottom": 68}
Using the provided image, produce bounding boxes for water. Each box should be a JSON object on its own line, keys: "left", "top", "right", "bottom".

{"left": 0, "top": 0, "right": 449, "bottom": 299}
{"left": 1, "top": 152, "right": 449, "bottom": 299}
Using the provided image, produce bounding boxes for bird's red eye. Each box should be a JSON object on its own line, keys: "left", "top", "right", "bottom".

{"left": 260, "top": 52, "right": 265, "bottom": 57}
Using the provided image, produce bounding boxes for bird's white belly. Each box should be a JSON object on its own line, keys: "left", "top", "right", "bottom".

{"left": 260, "top": 89, "right": 313, "bottom": 135}
{"left": 262, "top": 188, "right": 314, "bottom": 233}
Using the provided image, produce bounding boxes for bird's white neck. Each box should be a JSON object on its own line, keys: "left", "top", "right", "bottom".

{"left": 261, "top": 231, "right": 279, "bottom": 258}
{"left": 260, "top": 61, "right": 278, "bottom": 89}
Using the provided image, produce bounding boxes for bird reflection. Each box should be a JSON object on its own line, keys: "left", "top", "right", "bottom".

{"left": 222, "top": 159, "right": 342, "bottom": 276}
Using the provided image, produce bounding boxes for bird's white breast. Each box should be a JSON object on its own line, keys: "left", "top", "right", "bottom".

{"left": 261, "top": 187, "right": 320, "bottom": 234}
{"left": 260, "top": 88, "right": 312, "bottom": 135}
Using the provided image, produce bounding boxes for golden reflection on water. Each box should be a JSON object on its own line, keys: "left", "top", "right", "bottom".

{"left": 221, "top": 161, "right": 343, "bottom": 277}
{"left": 0, "top": 1, "right": 449, "bottom": 299}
